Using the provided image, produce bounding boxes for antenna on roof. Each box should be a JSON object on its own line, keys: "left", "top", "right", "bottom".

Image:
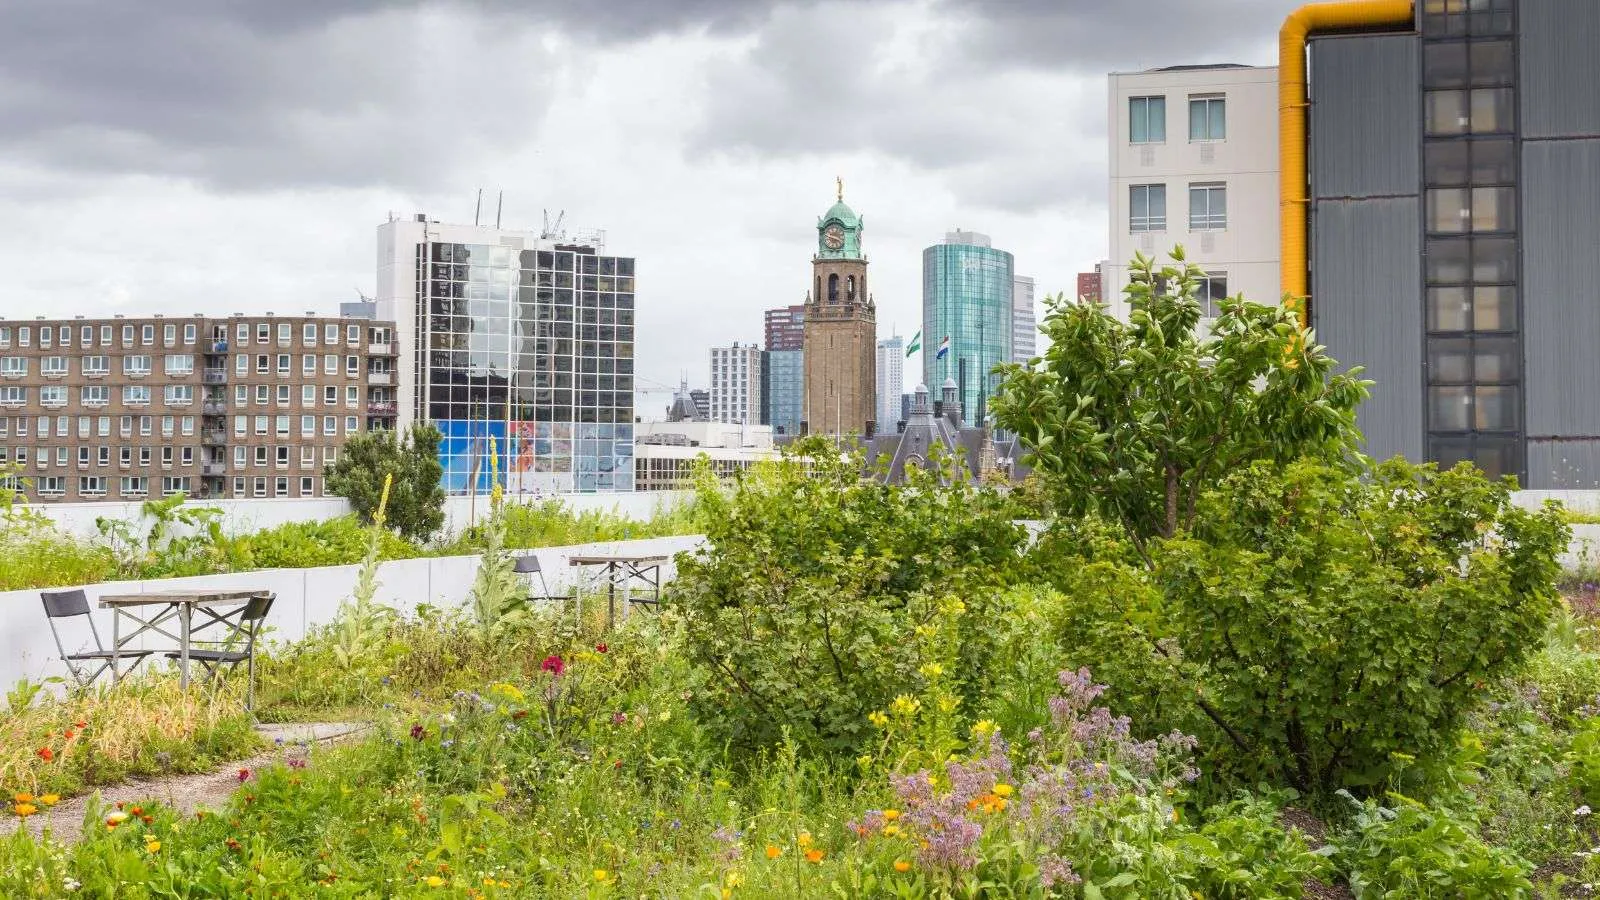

{"left": 541, "top": 209, "right": 566, "bottom": 241}
{"left": 496, "top": 191, "right": 504, "bottom": 229}
{"left": 474, "top": 189, "right": 483, "bottom": 227}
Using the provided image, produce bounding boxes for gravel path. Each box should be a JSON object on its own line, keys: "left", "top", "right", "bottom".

{"left": 2, "top": 722, "right": 368, "bottom": 844}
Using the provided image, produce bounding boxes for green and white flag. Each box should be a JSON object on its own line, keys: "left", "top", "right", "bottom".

{"left": 905, "top": 331, "right": 921, "bottom": 358}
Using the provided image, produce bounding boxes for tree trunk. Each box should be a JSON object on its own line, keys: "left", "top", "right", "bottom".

{"left": 1164, "top": 463, "right": 1179, "bottom": 538}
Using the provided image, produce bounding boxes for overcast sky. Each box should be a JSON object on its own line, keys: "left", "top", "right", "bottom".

{"left": 0, "top": 0, "right": 1299, "bottom": 410}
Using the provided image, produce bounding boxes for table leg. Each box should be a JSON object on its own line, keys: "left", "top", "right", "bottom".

{"left": 607, "top": 563, "right": 617, "bottom": 631}
{"left": 179, "top": 604, "right": 192, "bottom": 690}
{"left": 111, "top": 608, "right": 122, "bottom": 685}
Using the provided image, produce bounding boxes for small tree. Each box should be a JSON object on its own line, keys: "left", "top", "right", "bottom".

{"left": 991, "top": 248, "right": 1372, "bottom": 555}
{"left": 325, "top": 423, "right": 445, "bottom": 542}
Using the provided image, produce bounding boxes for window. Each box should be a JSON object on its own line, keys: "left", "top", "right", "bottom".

{"left": 323, "top": 416, "right": 336, "bottom": 436}
{"left": 180, "top": 416, "right": 194, "bottom": 436}
{"left": 1196, "top": 272, "right": 1229, "bottom": 318}
{"left": 1129, "top": 95, "right": 1165, "bottom": 143}
{"left": 276, "top": 446, "right": 290, "bottom": 469}
{"left": 237, "top": 323, "right": 249, "bottom": 343}
{"left": 160, "top": 446, "right": 173, "bottom": 468}
{"left": 275, "top": 415, "right": 289, "bottom": 436}
{"left": 39, "top": 327, "right": 50, "bottom": 348}
{"left": 300, "top": 415, "right": 315, "bottom": 437}
{"left": 254, "top": 415, "right": 268, "bottom": 435}
{"left": 161, "top": 476, "right": 188, "bottom": 497}
{"left": 303, "top": 323, "right": 317, "bottom": 345}
{"left": 1189, "top": 95, "right": 1226, "bottom": 141}
{"left": 121, "top": 325, "right": 133, "bottom": 346}
{"left": 124, "top": 355, "right": 151, "bottom": 376}
{"left": 324, "top": 354, "right": 337, "bottom": 375}
{"left": 141, "top": 324, "right": 154, "bottom": 345}
{"left": 324, "top": 386, "right": 338, "bottom": 406}
{"left": 302, "top": 385, "right": 316, "bottom": 407}
{"left": 98, "top": 445, "right": 110, "bottom": 466}
{"left": 39, "top": 386, "right": 67, "bottom": 407}
{"left": 81, "top": 385, "right": 110, "bottom": 407}
{"left": 234, "top": 385, "right": 248, "bottom": 406}
{"left": 121, "top": 476, "right": 148, "bottom": 498}
{"left": 347, "top": 325, "right": 360, "bottom": 344}
{"left": 164, "top": 354, "right": 194, "bottom": 375}
{"left": 79, "top": 476, "right": 106, "bottom": 498}
{"left": 161, "top": 415, "right": 175, "bottom": 437}
{"left": 163, "top": 385, "right": 194, "bottom": 406}
{"left": 300, "top": 446, "right": 316, "bottom": 468}
{"left": 1130, "top": 184, "right": 1167, "bottom": 232}
{"left": 77, "top": 446, "right": 90, "bottom": 467}
{"left": 256, "top": 354, "right": 268, "bottom": 374}
{"left": 276, "top": 354, "right": 290, "bottom": 376}
{"left": 345, "top": 416, "right": 358, "bottom": 433}
{"left": 82, "top": 355, "right": 108, "bottom": 377}
{"left": 0, "top": 326, "right": 9, "bottom": 347}
{"left": 1425, "top": 88, "right": 1513, "bottom": 135}
{"left": 183, "top": 323, "right": 196, "bottom": 345}
{"left": 138, "top": 416, "right": 151, "bottom": 437}
{"left": 100, "top": 325, "right": 112, "bottom": 346}
{"left": 119, "top": 416, "right": 131, "bottom": 437}
{"left": 41, "top": 356, "right": 68, "bottom": 377}
{"left": 236, "top": 353, "right": 248, "bottom": 374}
{"left": 254, "top": 446, "right": 268, "bottom": 467}
{"left": 346, "top": 386, "right": 359, "bottom": 407}
{"left": 276, "top": 384, "right": 290, "bottom": 406}
{"left": 181, "top": 447, "right": 193, "bottom": 466}
{"left": 299, "top": 476, "right": 315, "bottom": 496}
{"left": 232, "top": 476, "right": 246, "bottom": 497}
{"left": 233, "top": 414, "right": 247, "bottom": 435}
{"left": 36, "top": 476, "right": 64, "bottom": 498}
{"left": 1425, "top": 186, "right": 1515, "bottom": 234}
{"left": 302, "top": 354, "right": 316, "bottom": 375}
{"left": 0, "top": 357, "right": 26, "bottom": 377}
{"left": 275, "top": 476, "right": 289, "bottom": 497}
{"left": 346, "top": 355, "right": 359, "bottom": 376}
{"left": 256, "top": 323, "right": 270, "bottom": 344}
{"left": 81, "top": 325, "right": 93, "bottom": 345}
{"left": 1188, "top": 183, "right": 1227, "bottom": 230}
{"left": 253, "top": 477, "right": 267, "bottom": 498}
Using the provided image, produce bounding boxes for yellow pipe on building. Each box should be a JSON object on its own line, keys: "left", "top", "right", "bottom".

{"left": 1280, "top": 0, "right": 1414, "bottom": 325}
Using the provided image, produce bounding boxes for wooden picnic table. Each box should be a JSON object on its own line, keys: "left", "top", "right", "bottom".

{"left": 97, "top": 589, "right": 271, "bottom": 689}
{"left": 567, "top": 553, "right": 671, "bottom": 629}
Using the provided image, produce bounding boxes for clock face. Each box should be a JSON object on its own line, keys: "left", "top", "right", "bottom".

{"left": 823, "top": 224, "right": 845, "bottom": 250}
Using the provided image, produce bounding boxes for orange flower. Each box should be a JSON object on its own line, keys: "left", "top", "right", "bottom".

{"left": 36, "top": 747, "right": 54, "bottom": 762}
{"left": 804, "top": 849, "right": 825, "bottom": 864}
{"left": 893, "top": 860, "right": 912, "bottom": 873}
{"left": 13, "top": 803, "right": 38, "bottom": 818}
{"left": 64, "top": 729, "right": 76, "bottom": 740}
{"left": 765, "top": 845, "right": 782, "bottom": 859}
{"left": 13, "top": 793, "right": 33, "bottom": 805}
{"left": 39, "top": 794, "right": 59, "bottom": 807}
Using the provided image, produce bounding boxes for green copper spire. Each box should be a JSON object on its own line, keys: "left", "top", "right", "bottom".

{"left": 817, "top": 177, "right": 864, "bottom": 259}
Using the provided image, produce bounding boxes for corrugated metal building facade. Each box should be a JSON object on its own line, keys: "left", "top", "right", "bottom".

{"left": 1309, "top": 0, "right": 1600, "bottom": 488}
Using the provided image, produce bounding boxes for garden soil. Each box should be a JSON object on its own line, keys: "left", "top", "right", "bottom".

{"left": 1, "top": 722, "right": 367, "bottom": 844}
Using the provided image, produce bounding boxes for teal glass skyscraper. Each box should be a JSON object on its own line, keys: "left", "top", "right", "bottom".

{"left": 922, "top": 231, "right": 1014, "bottom": 425}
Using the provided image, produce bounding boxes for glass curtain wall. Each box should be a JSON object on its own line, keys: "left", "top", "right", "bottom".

{"left": 423, "top": 243, "right": 635, "bottom": 493}
{"left": 922, "top": 241, "right": 1014, "bottom": 426}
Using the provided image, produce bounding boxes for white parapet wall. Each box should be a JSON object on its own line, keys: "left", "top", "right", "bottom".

{"left": 26, "top": 491, "right": 696, "bottom": 542}
{"left": 0, "top": 534, "right": 707, "bottom": 692}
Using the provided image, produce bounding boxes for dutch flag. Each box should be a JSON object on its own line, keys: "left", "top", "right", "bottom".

{"left": 935, "top": 336, "right": 950, "bottom": 360}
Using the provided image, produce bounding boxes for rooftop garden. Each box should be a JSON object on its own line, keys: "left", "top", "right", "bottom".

{"left": 2, "top": 252, "right": 1599, "bottom": 897}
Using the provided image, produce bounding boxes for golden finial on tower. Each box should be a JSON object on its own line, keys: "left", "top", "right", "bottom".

{"left": 836, "top": 175, "right": 843, "bottom": 202}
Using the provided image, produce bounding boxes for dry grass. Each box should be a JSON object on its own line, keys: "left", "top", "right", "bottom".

{"left": 0, "top": 677, "right": 261, "bottom": 801}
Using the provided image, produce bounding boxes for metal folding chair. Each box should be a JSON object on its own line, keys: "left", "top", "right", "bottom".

{"left": 40, "top": 590, "right": 154, "bottom": 688}
{"left": 165, "top": 592, "right": 274, "bottom": 711}
{"left": 515, "top": 555, "right": 576, "bottom": 607}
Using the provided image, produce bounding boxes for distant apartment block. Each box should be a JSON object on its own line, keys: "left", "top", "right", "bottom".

{"left": 1077, "top": 267, "right": 1104, "bottom": 304}
{"left": 1107, "top": 64, "right": 1279, "bottom": 319}
{"left": 0, "top": 313, "right": 398, "bottom": 503}
{"left": 876, "top": 336, "right": 904, "bottom": 429}
{"left": 764, "top": 305, "right": 806, "bottom": 352}
{"left": 710, "top": 342, "right": 762, "bottom": 425}
{"left": 1011, "top": 276, "right": 1036, "bottom": 362}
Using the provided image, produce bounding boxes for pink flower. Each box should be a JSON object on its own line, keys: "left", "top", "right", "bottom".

{"left": 540, "top": 655, "right": 565, "bottom": 676}
{"left": 237, "top": 768, "right": 251, "bottom": 783}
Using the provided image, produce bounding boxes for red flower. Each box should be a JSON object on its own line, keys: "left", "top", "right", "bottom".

{"left": 540, "top": 655, "right": 565, "bottom": 676}
{"left": 237, "top": 768, "right": 251, "bottom": 783}
{"left": 595, "top": 643, "right": 608, "bottom": 654}
{"left": 36, "top": 747, "right": 54, "bottom": 762}
{"left": 64, "top": 729, "right": 76, "bottom": 740}
{"left": 511, "top": 709, "right": 528, "bottom": 720}
{"left": 409, "top": 723, "right": 426, "bottom": 741}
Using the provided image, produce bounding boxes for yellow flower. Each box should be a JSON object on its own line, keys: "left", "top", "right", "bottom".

{"left": 725, "top": 872, "right": 743, "bottom": 888}
{"left": 593, "top": 869, "right": 609, "bottom": 882}
{"left": 425, "top": 875, "right": 445, "bottom": 887}
{"left": 889, "top": 695, "right": 921, "bottom": 717}
{"left": 145, "top": 840, "right": 161, "bottom": 853}
{"left": 722, "top": 891, "right": 731, "bottom": 900}
{"left": 483, "top": 877, "right": 497, "bottom": 886}
{"left": 882, "top": 809, "right": 901, "bottom": 821}
{"left": 919, "top": 663, "right": 943, "bottom": 678}
{"left": 39, "top": 794, "right": 59, "bottom": 807}
{"left": 868, "top": 711, "right": 889, "bottom": 729}
{"left": 13, "top": 793, "right": 33, "bottom": 805}
{"left": 992, "top": 783, "right": 1014, "bottom": 798}
{"left": 972, "top": 720, "right": 997, "bottom": 739}
{"left": 765, "top": 845, "right": 782, "bottom": 859}
{"left": 894, "top": 860, "right": 912, "bottom": 873}
{"left": 804, "top": 849, "right": 825, "bottom": 864}
{"left": 106, "top": 811, "right": 129, "bottom": 826}
{"left": 881, "top": 824, "right": 900, "bottom": 837}
{"left": 13, "top": 803, "right": 37, "bottom": 818}
{"left": 797, "top": 832, "right": 813, "bottom": 849}
{"left": 857, "top": 754, "right": 873, "bottom": 769}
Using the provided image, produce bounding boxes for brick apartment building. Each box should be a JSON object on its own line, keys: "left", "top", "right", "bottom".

{"left": 0, "top": 313, "right": 398, "bottom": 503}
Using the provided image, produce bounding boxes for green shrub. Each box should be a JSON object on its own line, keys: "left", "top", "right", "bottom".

{"left": 1337, "top": 793, "right": 1533, "bottom": 898}
{"left": 675, "top": 442, "right": 1026, "bottom": 756}
{"left": 222, "top": 516, "right": 422, "bottom": 569}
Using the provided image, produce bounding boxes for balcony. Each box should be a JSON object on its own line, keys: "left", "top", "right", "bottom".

{"left": 211, "top": 340, "right": 229, "bottom": 353}
{"left": 202, "top": 369, "right": 227, "bottom": 385}
{"left": 202, "top": 429, "right": 227, "bottom": 446}
{"left": 367, "top": 401, "right": 398, "bottom": 415}
{"left": 201, "top": 400, "right": 228, "bottom": 416}
{"left": 201, "top": 462, "right": 227, "bottom": 476}
{"left": 368, "top": 342, "right": 395, "bottom": 356}
{"left": 366, "top": 372, "right": 393, "bottom": 386}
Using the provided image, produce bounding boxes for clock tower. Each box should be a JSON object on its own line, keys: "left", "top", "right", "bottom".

{"left": 803, "top": 179, "right": 877, "bottom": 438}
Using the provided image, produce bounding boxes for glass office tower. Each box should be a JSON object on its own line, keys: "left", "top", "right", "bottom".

{"left": 921, "top": 231, "right": 1014, "bottom": 425}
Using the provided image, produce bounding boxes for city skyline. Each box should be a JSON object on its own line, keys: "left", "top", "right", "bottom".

{"left": 0, "top": 1, "right": 1304, "bottom": 414}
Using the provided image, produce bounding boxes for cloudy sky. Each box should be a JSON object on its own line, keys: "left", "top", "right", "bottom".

{"left": 0, "top": 0, "right": 1297, "bottom": 411}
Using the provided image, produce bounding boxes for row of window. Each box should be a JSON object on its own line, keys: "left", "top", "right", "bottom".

{"left": 1128, "top": 94, "right": 1227, "bottom": 145}
{"left": 0, "top": 414, "right": 197, "bottom": 439}
{"left": 0, "top": 354, "right": 194, "bottom": 378}
{"left": 231, "top": 353, "right": 379, "bottom": 377}
{"left": 228, "top": 384, "right": 368, "bottom": 408}
{"left": 231, "top": 415, "right": 362, "bottom": 437}
{"left": 2, "top": 443, "right": 342, "bottom": 472}
{"left": 1129, "top": 183, "right": 1227, "bottom": 232}
{"left": 0, "top": 322, "right": 200, "bottom": 350}
{"left": 28, "top": 475, "right": 193, "bottom": 500}
{"left": 0, "top": 385, "right": 197, "bottom": 407}
{"left": 222, "top": 322, "right": 370, "bottom": 348}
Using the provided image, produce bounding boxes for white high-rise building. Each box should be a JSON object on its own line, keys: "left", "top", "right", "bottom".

{"left": 876, "top": 336, "right": 904, "bottom": 430}
{"left": 1106, "top": 64, "right": 1279, "bottom": 321}
{"left": 709, "top": 342, "right": 761, "bottom": 425}
{"left": 1011, "top": 275, "right": 1036, "bottom": 362}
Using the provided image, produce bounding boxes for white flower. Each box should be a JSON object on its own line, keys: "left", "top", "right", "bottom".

{"left": 1578, "top": 805, "right": 1594, "bottom": 817}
